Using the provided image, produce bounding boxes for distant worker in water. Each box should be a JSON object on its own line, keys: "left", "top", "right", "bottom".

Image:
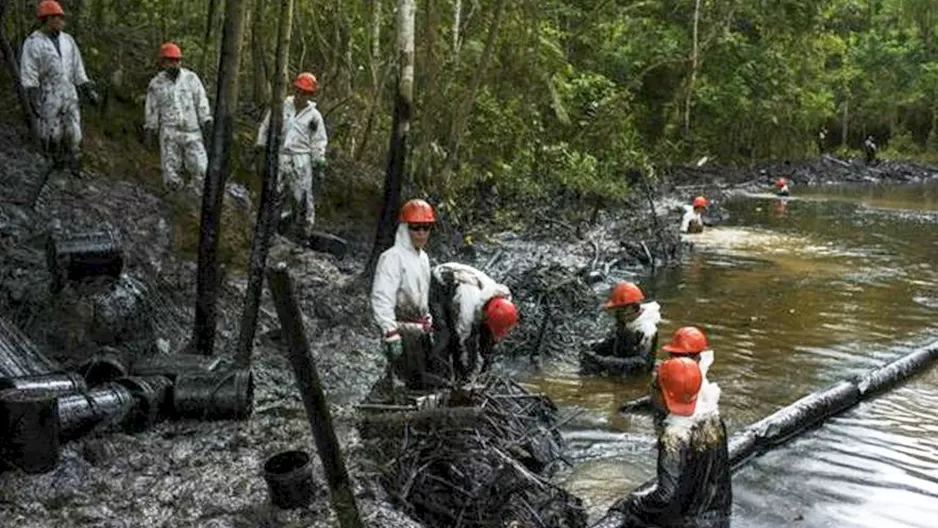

{"left": 144, "top": 42, "right": 213, "bottom": 194}
{"left": 774, "top": 177, "right": 790, "bottom": 196}
{"left": 596, "top": 357, "right": 732, "bottom": 528}
{"left": 817, "top": 126, "right": 828, "bottom": 154}
{"left": 429, "top": 262, "right": 518, "bottom": 384}
{"left": 21, "top": 1, "right": 101, "bottom": 177}
{"left": 371, "top": 199, "right": 436, "bottom": 391}
{"left": 256, "top": 72, "right": 328, "bottom": 239}
{"left": 580, "top": 281, "right": 660, "bottom": 376}
{"left": 680, "top": 196, "right": 708, "bottom": 234}
{"left": 864, "top": 135, "right": 877, "bottom": 165}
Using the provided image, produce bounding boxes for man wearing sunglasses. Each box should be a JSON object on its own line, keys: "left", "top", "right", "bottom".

{"left": 371, "top": 199, "right": 437, "bottom": 390}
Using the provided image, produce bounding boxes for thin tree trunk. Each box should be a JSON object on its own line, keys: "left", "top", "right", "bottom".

{"left": 235, "top": 0, "right": 293, "bottom": 367}
{"left": 365, "top": 0, "right": 415, "bottom": 276}
{"left": 0, "top": 0, "right": 37, "bottom": 140}
{"left": 842, "top": 97, "right": 849, "bottom": 147}
{"left": 250, "top": 0, "right": 270, "bottom": 108}
{"left": 684, "top": 0, "right": 701, "bottom": 138}
{"left": 200, "top": 0, "right": 218, "bottom": 76}
{"left": 452, "top": 0, "right": 461, "bottom": 56}
{"left": 440, "top": 0, "right": 506, "bottom": 182}
{"left": 192, "top": 0, "right": 250, "bottom": 355}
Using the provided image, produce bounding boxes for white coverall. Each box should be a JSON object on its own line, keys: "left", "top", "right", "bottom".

{"left": 256, "top": 96, "right": 327, "bottom": 228}
{"left": 20, "top": 30, "right": 89, "bottom": 155}
{"left": 430, "top": 262, "right": 511, "bottom": 375}
{"left": 144, "top": 68, "right": 212, "bottom": 189}
{"left": 680, "top": 205, "right": 704, "bottom": 233}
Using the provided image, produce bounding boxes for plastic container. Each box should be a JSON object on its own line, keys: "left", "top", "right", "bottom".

{"left": 0, "top": 388, "right": 60, "bottom": 474}
{"left": 56, "top": 383, "right": 136, "bottom": 442}
{"left": 131, "top": 354, "right": 222, "bottom": 382}
{"left": 173, "top": 369, "right": 254, "bottom": 421}
{"left": 46, "top": 231, "right": 124, "bottom": 292}
{"left": 114, "top": 375, "right": 173, "bottom": 432}
{"left": 263, "top": 450, "right": 315, "bottom": 509}
{"left": 76, "top": 349, "right": 129, "bottom": 387}
{"left": 0, "top": 372, "right": 87, "bottom": 395}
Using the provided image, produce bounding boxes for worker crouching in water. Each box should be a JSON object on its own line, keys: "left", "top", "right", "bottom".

{"left": 256, "top": 73, "right": 328, "bottom": 240}
{"left": 371, "top": 199, "right": 437, "bottom": 391}
{"left": 144, "top": 42, "right": 212, "bottom": 193}
{"left": 680, "top": 196, "right": 708, "bottom": 234}
{"left": 20, "top": 1, "right": 101, "bottom": 177}
{"left": 598, "top": 357, "right": 731, "bottom": 527}
{"left": 774, "top": 177, "right": 790, "bottom": 196}
{"left": 580, "top": 281, "right": 660, "bottom": 376}
{"left": 428, "top": 263, "right": 519, "bottom": 384}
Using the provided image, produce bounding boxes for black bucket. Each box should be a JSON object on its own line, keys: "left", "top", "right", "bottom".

{"left": 46, "top": 231, "right": 124, "bottom": 293}
{"left": 114, "top": 375, "right": 173, "bottom": 432}
{"left": 131, "top": 354, "right": 222, "bottom": 382}
{"left": 56, "top": 383, "right": 135, "bottom": 442}
{"left": 263, "top": 450, "right": 315, "bottom": 509}
{"left": 173, "top": 370, "right": 254, "bottom": 421}
{"left": 0, "top": 372, "right": 87, "bottom": 395}
{"left": 76, "top": 349, "right": 129, "bottom": 387}
{"left": 0, "top": 388, "right": 60, "bottom": 474}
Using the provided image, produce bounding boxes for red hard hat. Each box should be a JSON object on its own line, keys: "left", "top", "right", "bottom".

{"left": 774, "top": 177, "right": 788, "bottom": 188}
{"left": 293, "top": 72, "right": 320, "bottom": 93}
{"left": 400, "top": 199, "right": 436, "bottom": 224}
{"left": 657, "top": 357, "right": 702, "bottom": 416}
{"left": 160, "top": 42, "right": 182, "bottom": 60}
{"left": 604, "top": 281, "right": 645, "bottom": 309}
{"left": 692, "top": 196, "right": 708, "bottom": 208}
{"left": 37, "top": 0, "right": 65, "bottom": 19}
{"left": 661, "top": 326, "right": 709, "bottom": 355}
{"left": 483, "top": 297, "right": 518, "bottom": 342}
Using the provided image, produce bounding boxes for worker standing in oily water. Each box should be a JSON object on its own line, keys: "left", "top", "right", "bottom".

{"left": 428, "top": 262, "right": 519, "bottom": 385}
{"left": 596, "top": 357, "right": 732, "bottom": 528}
{"left": 648, "top": 326, "right": 719, "bottom": 431}
{"left": 20, "top": 1, "right": 101, "bottom": 177}
{"left": 144, "top": 42, "right": 212, "bottom": 194}
{"left": 371, "top": 199, "right": 437, "bottom": 391}
{"left": 579, "top": 281, "right": 661, "bottom": 377}
{"left": 256, "top": 73, "right": 328, "bottom": 240}
{"left": 680, "top": 196, "right": 708, "bottom": 234}
{"left": 774, "top": 177, "right": 790, "bottom": 196}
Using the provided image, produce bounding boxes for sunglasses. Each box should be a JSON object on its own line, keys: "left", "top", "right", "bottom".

{"left": 408, "top": 224, "right": 432, "bottom": 232}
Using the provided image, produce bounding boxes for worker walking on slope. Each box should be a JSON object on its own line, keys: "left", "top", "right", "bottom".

{"left": 371, "top": 199, "right": 436, "bottom": 391}
{"left": 580, "top": 281, "right": 660, "bottom": 376}
{"left": 20, "top": 1, "right": 101, "bottom": 177}
{"left": 144, "top": 42, "right": 212, "bottom": 193}
{"left": 597, "top": 357, "right": 732, "bottom": 528}
{"left": 428, "top": 262, "right": 519, "bottom": 384}
{"left": 680, "top": 196, "right": 708, "bottom": 234}
{"left": 256, "top": 72, "right": 328, "bottom": 240}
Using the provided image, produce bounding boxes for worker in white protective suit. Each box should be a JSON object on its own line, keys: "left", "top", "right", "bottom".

{"left": 256, "top": 72, "right": 328, "bottom": 239}
{"left": 580, "top": 281, "right": 661, "bottom": 376}
{"left": 20, "top": 1, "right": 101, "bottom": 177}
{"left": 144, "top": 42, "right": 212, "bottom": 192}
{"left": 428, "top": 262, "right": 519, "bottom": 384}
{"left": 680, "top": 196, "right": 708, "bottom": 234}
{"left": 371, "top": 199, "right": 436, "bottom": 390}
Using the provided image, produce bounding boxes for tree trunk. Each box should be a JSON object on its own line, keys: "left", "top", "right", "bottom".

{"left": 250, "top": 0, "right": 270, "bottom": 108}
{"left": 452, "top": 0, "right": 461, "bottom": 55}
{"left": 842, "top": 97, "right": 849, "bottom": 147}
{"left": 684, "top": 0, "right": 701, "bottom": 138}
{"left": 235, "top": 0, "right": 293, "bottom": 367}
{"left": 365, "top": 0, "right": 415, "bottom": 277}
{"left": 268, "top": 264, "right": 364, "bottom": 528}
{"left": 200, "top": 0, "right": 219, "bottom": 77}
{"left": 192, "top": 0, "right": 250, "bottom": 355}
{"left": 440, "top": 0, "right": 506, "bottom": 182}
{"left": 0, "top": 0, "right": 37, "bottom": 140}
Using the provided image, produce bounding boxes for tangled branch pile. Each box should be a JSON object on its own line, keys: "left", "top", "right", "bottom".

{"left": 359, "top": 376, "right": 587, "bottom": 528}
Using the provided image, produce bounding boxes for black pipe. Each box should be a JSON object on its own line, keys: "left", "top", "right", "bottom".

{"left": 0, "top": 388, "right": 60, "bottom": 474}
{"left": 0, "top": 373, "right": 87, "bottom": 395}
{"left": 57, "top": 383, "right": 136, "bottom": 442}
{"left": 46, "top": 231, "right": 124, "bottom": 293}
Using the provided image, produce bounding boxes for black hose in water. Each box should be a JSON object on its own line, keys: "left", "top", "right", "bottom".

{"left": 173, "top": 370, "right": 254, "bottom": 421}
{"left": 0, "top": 372, "right": 87, "bottom": 395}
{"left": 56, "top": 383, "right": 136, "bottom": 442}
{"left": 0, "top": 388, "right": 60, "bottom": 474}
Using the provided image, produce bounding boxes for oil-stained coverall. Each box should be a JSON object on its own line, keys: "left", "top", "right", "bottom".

{"left": 144, "top": 68, "right": 211, "bottom": 190}
{"left": 371, "top": 223, "right": 434, "bottom": 389}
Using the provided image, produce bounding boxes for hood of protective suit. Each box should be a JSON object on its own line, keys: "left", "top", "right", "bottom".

{"left": 626, "top": 301, "right": 660, "bottom": 348}
{"left": 370, "top": 223, "right": 431, "bottom": 334}
{"left": 434, "top": 262, "right": 511, "bottom": 302}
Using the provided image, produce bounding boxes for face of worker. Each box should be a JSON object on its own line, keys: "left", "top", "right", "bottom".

{"left": 694, "top": 206, "right": 706, "bottom": 213}
{"left": 161, "top": 58, "right": 182, "bottom": 76}
{"left": 294, "top": 89, "right": 312, "bottom": 108}
{"left": 408, "top": 224, "right": 432, "bottom": 249}
{"left": 612, "top": 304, "right": 641, "bottom": 326}
{"left": 44, "top": 15, "right": 65, "bottom": 33}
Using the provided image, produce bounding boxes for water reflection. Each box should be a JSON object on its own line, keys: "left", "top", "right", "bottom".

{"left": 520, "top": 182, "right": 938, "bottom": 522}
